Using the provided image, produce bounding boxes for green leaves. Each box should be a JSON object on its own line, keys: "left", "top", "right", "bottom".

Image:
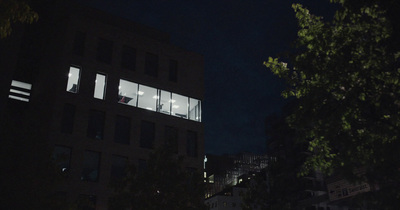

{"left": 0, "top": 0, "right": 38, "bottom": 38}
{"left": 264, "top": 0, "right": 400, "bottom": 193}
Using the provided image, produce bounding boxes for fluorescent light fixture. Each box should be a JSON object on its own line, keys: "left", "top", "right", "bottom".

{"left": 8, "top": 95, "right": 29, "bottom": 102}
{"left": 10, "top": 89, "right": 30, "bottom": 96}
{"left": 11, "top": 80, "right": 32, "bottom": 90}
{"left": 172, "top": 105, "right": 179, "bottom": 109}
{"left": 138, "top": 91, "right": 144, "bottom": 95}
{"left": 152, "top": 95, "right": 159, "bottom": 99}
{"left": 169, "top": 99, "right": 176, "bottom": 103}
{"left": 146, "top": 107, "right": 153, "bottom": 110}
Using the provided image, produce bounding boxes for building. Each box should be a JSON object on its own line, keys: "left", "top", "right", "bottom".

{"left": 204, "top": 153, "right": 268, "bottom": 198}
{"left": 0, "top": 2, "right": 203, "bottom": 209}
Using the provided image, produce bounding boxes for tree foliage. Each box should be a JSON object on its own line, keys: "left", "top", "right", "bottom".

{"left": 0, "top": 0, "right": 38, "bottom": 38}
{"left": 265, "top": 0, "right": 400, "bottom": 199}
{"left": 109, "top": 146, "right": 206, "bottom": 210}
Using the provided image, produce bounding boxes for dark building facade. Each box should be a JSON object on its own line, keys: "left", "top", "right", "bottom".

{"left": 0, "top": 2, "right": 203, "bottom": 209}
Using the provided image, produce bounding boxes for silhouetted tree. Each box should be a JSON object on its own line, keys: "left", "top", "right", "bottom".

{"left": 0, "top": 0, "right": 38, "bottom": 38}
{"left": 109, "top": 146, "right": 206, "bottom": 210}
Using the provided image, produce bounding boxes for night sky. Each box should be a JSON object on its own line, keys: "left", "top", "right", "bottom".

{"left": 83, "top": 0, "right": 335, "bottom": 155}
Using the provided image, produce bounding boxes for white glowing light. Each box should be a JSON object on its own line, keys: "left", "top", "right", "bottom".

{"left": 169, "top": 99, "right": 176, "bottom": 103}
{"left": 138, "top": 91, "right": 144, "bottom": 95}
{"left": 152, "top": 95, "right": 159, "bottom": 99}
{"left": 172, "top": 105, "right": 179, "bottom": 109}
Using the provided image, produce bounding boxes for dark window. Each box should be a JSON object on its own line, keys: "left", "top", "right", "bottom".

{"left": 186, "top": 130, "right": 198, "bottom": 157}
{"left": 140, "top": 121, "right": 155, "bottom": 149}
{"left": 144, "top": 52, "right": 158, "bottom": 77}
{"left": 169, "top": 59, "right": 178, "bottom": 82}
{"left": 165, "top": 126, "right": 178, "bottom": 153}
{"left": 87, "top": 110, "right": 105, "bottom": 140}
{"left": 138, "top": 159, "right": 147, "bottom": 174}
{"left": 96, "top": 38, "right": 113, "bottom": 64}
{"left": 110, "top": 155, "right": 128, "bottom": 181}
{"left": 73, "top": 31, "right": 86, "bottom": 56}
{"left": 77, "top": 194, "right": 96, "bottom": 210}
{"left": 53, "top": 145, "right": 71, "bottom": 175}
{"left": 61, "top": 103, "right": 75, "bottom": 134}
{"left": 121, "top": 45, "right": 136, "bottom": 70}
{"left": 81, "top": 150, "right": 101, "bottom": 182}
{"left": 114, "top": 115, "right": 130, "bottom": 144}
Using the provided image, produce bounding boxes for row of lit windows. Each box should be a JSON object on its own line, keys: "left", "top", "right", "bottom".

{"left": 67, "top": 66, "right": 202, "bottom": 122}
{"left": 61, "top": 103, "right": 198, "bottom": 157}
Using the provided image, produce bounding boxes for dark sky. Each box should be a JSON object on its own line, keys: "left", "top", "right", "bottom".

{"left": 83, "top": 0, "right": 335, "bottom": 155}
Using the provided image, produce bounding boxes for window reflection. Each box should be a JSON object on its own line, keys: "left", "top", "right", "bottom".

{"left": 172, "top": 93, "right": 188, "bottom": 119}
{"left": 66, "top": 66, "right": 80, "bottom": 93}
{"left": 118, "top": 79, "right": 138, "bottom": 106}
{"left": 137, "top": 84, "right": 158, "bottom": 111}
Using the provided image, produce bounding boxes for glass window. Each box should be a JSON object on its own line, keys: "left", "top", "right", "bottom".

{"left": 121, "top": 45, "right": 136, "bottom": 70}
{"left": 187, "top": 130, "right": 197, "bottom": 157}
{"left": 189, "top": 98, "right": 201, "bottom": 122}
{"left": 171, "top": 93, "right": 188, "bottom": 119}
{"left": 159, "top": 90, "right": 171, "bottom": 114}
{"left": 96, "top": 38, "right": 113, "bottom": 64}
{"left": 114, "top": 115, "right": 130, "bottom": 144}
{"left": 72, "top": 31, "right": 86, "bottom": 56}
{"left": 61, "top": 103, "right": 75, "bottom": 134}
{"left": 169, "top": 59, "right": 178, "bottom": 82}
{"left": 81, "top": 150, "right": 101, "bottom": 182}
{"left": 110, "top": 155, "right": 128, "bottom": 181}
{"left": 94, "top": 73, "right": 106, "bottom": 100}
{"left": 66, "top": 66, "right": 80, "bottom": 93}
{"left": 87, "top": 110, "right": 105, "bottom": 140}
{"left": 140, "top": 120, "right": 155, "bottom": 149}
{"left": 118, "top": 79, "right": 138, "bottom": 106}
{"left": 145, "top": 52, "right": 158, "bottom": 77}
{"left": 137, "top": 84, "right": 158, "bottom": 111}
{"left": 165, "top": 126, "right": 178, "bottom": 153}
{"left": 53, "top": 145, "right": 71, "bottom": 174}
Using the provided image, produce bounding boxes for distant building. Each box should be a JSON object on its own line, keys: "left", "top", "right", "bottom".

{"left": 0, "top": 2, "right": 203, "bottom": 209}
{"left": 204, "top": 153, "right": 268, "bottom": 198}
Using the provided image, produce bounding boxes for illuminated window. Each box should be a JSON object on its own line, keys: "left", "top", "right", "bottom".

{"left": 137, "top": 84, "right": 158, "bottom": 111}
{"left": 81, "top": 150, "right": 101, "bottom": 182}
{"left": 87, "top": 110, "right": 105, "bottom": 140}
{"left": 189, "top": 98, "right": 201, "bottom": 122}
{"left": 94, "top": 73, "right": 106, "bottom": 100}
{"left": 66, "top": 66, "right": 80, "bottom": 93}
{"left": 9, "top": 80, "right": 32, "bottom": 102}
{"left": 159, "top": 90, "right": 171, "bottom": 114}
{"left": 145, "top": 52, "right": 158, "bottom": 77}
{"left": 61, "top": 103, "right": 75, "bottom": 134}
{"left": 114, "top": 115, "right": 130, "bottom": 144}
{"left": 121, "top": 45, "right": 136, "bottom": 70}
{"left": 171, "top": 93, "right": 188, "bottom": 119}
{"left": 118, "top": 79, "right": 138, "bottom": 106}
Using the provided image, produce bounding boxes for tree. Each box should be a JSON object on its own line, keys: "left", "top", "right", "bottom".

{"left": 265, "top": 0, "right": 400, "bottom": 205}
{"left": 0, "top": 0, "right": 38, "bottom": 38}
{"left": 109, "top": 146, "right": 206, "bottom": 210}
